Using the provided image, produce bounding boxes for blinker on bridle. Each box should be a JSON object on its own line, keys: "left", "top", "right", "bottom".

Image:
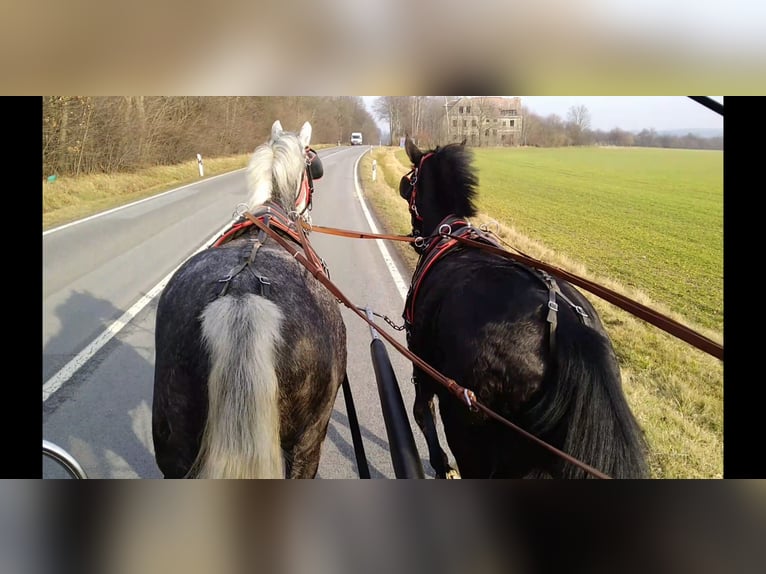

{"left": 297, "top": 147, "right": 323, "bottom": 216}
{"left": 400, "top": 152, "right": 435, "bottom": 228}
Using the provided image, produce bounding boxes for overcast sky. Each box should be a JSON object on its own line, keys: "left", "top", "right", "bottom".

{"left": 363, "top": 96, "right": 724, "bottom": 133}
{"left": 520, "top": 96, "right": 723, "bottom": 132}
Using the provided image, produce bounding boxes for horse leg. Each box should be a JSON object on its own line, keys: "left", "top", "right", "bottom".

{"left": 413, "top": 376, "right": 459, "bottom": 479}
{"left": 438, "top": 403, "right": 496, "bottom": 478}
{"left": 284, "top": 426, "right": 329, "bottom": 478}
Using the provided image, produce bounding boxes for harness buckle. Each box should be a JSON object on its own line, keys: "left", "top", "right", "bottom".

{"left": 547, "top": 300, "right": 559, "bottom": 312}
{"left": 573, "top": 305, "right": 589, "bottom": 319}
{"left": 258, "top": 275, "right": 271, "bottom": 297}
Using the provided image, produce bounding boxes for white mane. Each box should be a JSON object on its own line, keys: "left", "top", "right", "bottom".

{"left": 245, "top": 120, "right": 312, "bottom": 212}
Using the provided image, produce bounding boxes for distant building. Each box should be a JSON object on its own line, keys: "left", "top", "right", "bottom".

{"left": 446, "top": 96, "right": 523, "bottom": 146}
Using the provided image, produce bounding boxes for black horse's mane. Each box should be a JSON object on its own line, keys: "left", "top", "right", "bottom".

{"left": 429, "top": 142, "right": 480, "bottom": 218}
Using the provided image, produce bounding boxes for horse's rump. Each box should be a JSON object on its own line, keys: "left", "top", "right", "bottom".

{"left": 408, "top": 248, "right": 648, "bottom": 478}
{"left": 152, "top": 237, "right": 346, "bottom": 478}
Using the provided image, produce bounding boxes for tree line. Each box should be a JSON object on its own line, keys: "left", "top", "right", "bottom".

{"left": 371, "top": 97, "right": 722, "bottom": 151}
{"left": 42, "top": 96, "right": 379, "bottom": 177}
{"left": 43, "top": 96, "right": 722, "bottom": 178}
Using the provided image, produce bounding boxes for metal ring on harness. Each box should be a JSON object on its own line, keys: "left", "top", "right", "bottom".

{"left": 414, "top": 236, "right": 425, "bottom": 249}
{"left": 439, "top": 223, "right": 452, "bottom": 236}
{"left": 234, "top": 203, "right": 250, "bottom": 218}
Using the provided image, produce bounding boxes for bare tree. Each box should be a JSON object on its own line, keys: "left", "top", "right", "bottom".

{"left": 566, "top": 104, "right": 591, "bottom": 145}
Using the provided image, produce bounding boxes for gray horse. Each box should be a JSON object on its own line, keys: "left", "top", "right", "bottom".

{"left": 152, "top": 120, "right": 346, "bottom": 478}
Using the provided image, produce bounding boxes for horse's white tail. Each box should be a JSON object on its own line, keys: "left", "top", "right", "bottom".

{"left": 194, "top": 294, "right": 284, "bottom": 478}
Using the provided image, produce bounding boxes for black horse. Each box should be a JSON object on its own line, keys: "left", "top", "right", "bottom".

{"left": 152, "top": 120, "right": 347, "bottom": 478}
{"left": 399, "top": 137, "right": 649, "bottom": 479}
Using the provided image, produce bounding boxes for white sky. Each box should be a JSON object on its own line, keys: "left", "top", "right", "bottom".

{"left": 362, "top": 96, "right": 724, "bottom": 133}
{"left": 520, "top": 96, "right": 724, "bottom": 132}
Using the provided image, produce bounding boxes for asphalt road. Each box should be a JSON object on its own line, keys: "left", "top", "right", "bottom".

{"left": 42, "top": 145, "right": 451, "bottom": 479}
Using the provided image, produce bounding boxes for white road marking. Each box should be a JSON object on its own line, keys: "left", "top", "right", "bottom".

{"left": 42, "top": 222, "right": 232, "bottom": 403}
{"left": 352, "top": 150, "right": 409, "bottom": 301}
{"left": 43, "top": 170, "right": 243, "bottom": 236}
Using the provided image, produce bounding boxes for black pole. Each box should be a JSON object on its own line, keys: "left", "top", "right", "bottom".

{"left": 366, "top": 308, "right": 425, "bottom": 479}
{"left": 341, "top": 372, "right": 371, "bottom": 479}
{"left": 688, "top": 96, "right": 724, "bottom": 116}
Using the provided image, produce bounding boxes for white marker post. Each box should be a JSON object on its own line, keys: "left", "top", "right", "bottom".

{"left": 197, "top": 153, "right": 204, "bottom": 177}
{"left": 371, "top": 159, "right": 377, "bottom": 182}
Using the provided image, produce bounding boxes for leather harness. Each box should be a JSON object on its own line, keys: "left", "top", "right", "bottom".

{"left": 212, "top": 201, "right": 326, "bottom": 297}
{"left": 403, "top": 214, "right": 594, "bottom": 355}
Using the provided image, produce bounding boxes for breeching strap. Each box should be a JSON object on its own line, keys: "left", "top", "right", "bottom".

{"left": 243, "top": 211, "right": 612, "bottom": 479}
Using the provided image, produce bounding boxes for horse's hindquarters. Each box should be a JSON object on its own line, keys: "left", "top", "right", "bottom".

{"left": 408, "top": 254, "right": 648, "bottom": 478}
{"left": 152, "top": 244, "right": 346, "bottom": 479}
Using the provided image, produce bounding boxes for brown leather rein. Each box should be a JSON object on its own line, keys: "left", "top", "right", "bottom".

{"left": 304, "top": 221, "right": 723, "bottom": 362}
{"left": 243, "top": 211, "right": 612, "bottom": 479}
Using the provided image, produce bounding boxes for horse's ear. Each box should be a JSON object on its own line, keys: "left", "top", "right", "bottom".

{"left": 271, "top": 120, "right": 283, "bottom": 143}
{"left": 460, "top": 138, "right": 467, "bottom": 146}
{"left": 404, "top": 135, "right": 422, "bottom": 166}
{"left": 299, "top": 121, "right": 312, "bottom": 149}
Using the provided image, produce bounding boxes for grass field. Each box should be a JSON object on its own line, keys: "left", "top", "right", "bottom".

{"left": 360, "top": 145, "right": 723, "bottom": 479}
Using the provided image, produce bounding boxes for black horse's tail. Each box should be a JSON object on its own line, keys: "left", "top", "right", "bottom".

{"left": 193, "top": 293, "right": 285, "bottom": 478}
{"left": 527, "top": 325, "right": 650, "bottom": 479}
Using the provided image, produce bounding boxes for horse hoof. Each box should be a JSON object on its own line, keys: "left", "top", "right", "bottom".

{"left": 446, "top": 469, "right": 461, "bottom": 479}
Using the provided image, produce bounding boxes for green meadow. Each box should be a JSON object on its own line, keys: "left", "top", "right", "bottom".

{"left": 364, "top": 145, "right": 723, "bottom": 478}
{"left": 396, "top": 146, "right": 723, "bottom": 333}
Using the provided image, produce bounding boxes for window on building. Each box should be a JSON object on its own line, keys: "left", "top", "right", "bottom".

{"left": 452, "top": 119, "right": 457, "bottom": 127}
{"left": 510, "top": 120, "right": 515, "bottom": 127}
{"left": 493, "top": 129, "right": 497, "bottom": 135}
{"left": 485, "top": 129, "right": 489, "bottom": 137}
{"left": 466, "top": 106, "right": 471, "bottom": 113}
{"left": 502, "top": 121, "right": 506, "bottom": 126}
{"left": 510, "top": 109, "right": 517, "bottom": 115}
{"left": 493, "top": 118, "right": 498, "bottom": 123}
{"left": 459, "top": 106, "right": 464, "bottom": 114}
{"left": 471, "top": 119, "right": 477, "bottom": 127}
{"left": 463, "top": 120, "right": 467, "bottom": 127}
{"left": 501, "top": 134, "right": 506, "bottom": 141}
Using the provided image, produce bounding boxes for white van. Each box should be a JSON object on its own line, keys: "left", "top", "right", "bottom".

{"left": 350, "top": 132, "right": 363, "bottom": 145}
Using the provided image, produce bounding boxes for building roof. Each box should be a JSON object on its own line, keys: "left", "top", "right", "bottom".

{"left": 448, "top": 96, "right": 521, "bottom": 111}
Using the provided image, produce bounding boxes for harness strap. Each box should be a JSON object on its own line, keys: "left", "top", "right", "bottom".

{"left": 214, "top": 202, "right": 312, "bottom": 297}
{"left": 546, "top": 284, "right": 559, "bottom": 354}
{"left": 404, "top": 216, "right": 484, "bottom": 328}
{"left": 217, "top": 238, "right": 266, "bottom": 297}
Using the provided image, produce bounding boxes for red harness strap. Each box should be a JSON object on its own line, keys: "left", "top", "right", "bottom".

{"left": 404, "top": 216, "right": 475, "bottom": 327}
{"left": 212, "top": 202, "right": 301, "bottom": 248}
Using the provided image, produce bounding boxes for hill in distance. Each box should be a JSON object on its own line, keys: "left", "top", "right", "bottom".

{"left": 654, "top": 127, "right": 723, "bottom": 138}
